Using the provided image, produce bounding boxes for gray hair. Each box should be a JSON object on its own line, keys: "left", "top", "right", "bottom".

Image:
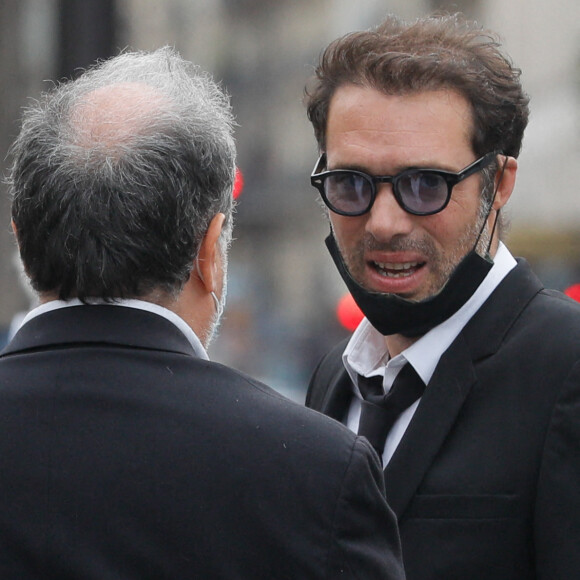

{"left": 9, "top": 47, "right": 236, "bottom": 300}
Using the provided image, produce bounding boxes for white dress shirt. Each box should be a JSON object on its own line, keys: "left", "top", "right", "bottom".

{"left": 343, "top": 242, "right": 517, "bottom": 465}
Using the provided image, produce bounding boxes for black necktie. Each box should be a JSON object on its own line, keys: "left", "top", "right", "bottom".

{"left": 357, "top": 363, "right": 425, "bottom": 461}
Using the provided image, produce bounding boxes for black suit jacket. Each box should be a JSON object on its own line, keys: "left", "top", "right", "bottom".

{"left": 307, "top": 260, "right": 580, "bottom": 579}
{"left": 0, "top": 305, "right": 404, "bottom": 580}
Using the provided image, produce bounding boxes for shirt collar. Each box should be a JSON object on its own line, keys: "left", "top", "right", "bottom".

{"left": 20, "top": 298, "right": 209, "bottom": 360}
{"left": 344, "top": 242, "right": 517, "bottom": 388}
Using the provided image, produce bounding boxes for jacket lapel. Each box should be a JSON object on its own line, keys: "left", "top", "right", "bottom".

{"left": 383, "top": 259, "right": 544, "bottom": 519}
{"left": 307, "top": 338, "right": 353, "bottom": 423}
{"left": 384, "top": 336, "right": 475, "bottom": 518}
{"left": 319, "top": 366, "right": 353, "bottom": 424}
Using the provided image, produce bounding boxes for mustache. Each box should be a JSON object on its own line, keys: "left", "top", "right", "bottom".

{"left": 359, "top": 234, "right": 437, "bottom": 258}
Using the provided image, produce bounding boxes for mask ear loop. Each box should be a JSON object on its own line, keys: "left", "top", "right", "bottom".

{"left": 195, "top": 259, "right": 223, "bottom": 319}
{"left": 474, "top": 154, "right": 508, "bottom": 256}
{"left": 195, "top": 258, "right": 204, "bottom": 282}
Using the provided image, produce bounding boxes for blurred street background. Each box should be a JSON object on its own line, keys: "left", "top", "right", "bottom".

{"left": 1, "top": 0, "right": 579, "bottom": 402}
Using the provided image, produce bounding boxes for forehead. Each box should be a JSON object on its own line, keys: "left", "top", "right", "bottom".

{"left": 326, "top": 85, "right": 474, "bottom": 168}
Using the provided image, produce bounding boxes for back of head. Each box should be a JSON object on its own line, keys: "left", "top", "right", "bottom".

{"left": 306, "top": 13, "right": 530, "bottom": 159}
{"left": 9, "top": 47, "right": 236, "bottom": 301}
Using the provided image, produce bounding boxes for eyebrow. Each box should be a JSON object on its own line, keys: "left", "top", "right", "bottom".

{"left": 327, "top": 160, "right": 461, "bottom": 176}
{"left": 325, "top": 148, "right": 468, "bottom": 174}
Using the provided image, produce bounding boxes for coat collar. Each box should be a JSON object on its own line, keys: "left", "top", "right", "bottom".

{"left": 1, "top": 304, "right": 198, "bottom": 359}
{"left": 319, "top": 365, "right": 353, "bottom": 423}
{"left": 307, "top": 338, "right": 353, "bottom": 422}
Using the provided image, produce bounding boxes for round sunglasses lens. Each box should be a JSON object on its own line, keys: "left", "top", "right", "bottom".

{"left": 324, "top": 172, "right": 372, "bottom": 214}
{"left": 398, "top": 172, "right": 448, "bottom": 214}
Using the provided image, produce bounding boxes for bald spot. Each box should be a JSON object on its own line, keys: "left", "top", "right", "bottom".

{"left": 70, "top": 82, "right": 166, "bottom": 152}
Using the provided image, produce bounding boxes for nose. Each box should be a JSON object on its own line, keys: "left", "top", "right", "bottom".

{"left": 365, "top": 183, "right": 415, "bottom": 242}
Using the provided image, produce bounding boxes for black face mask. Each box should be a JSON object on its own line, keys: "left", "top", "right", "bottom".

{"left": 326, "top": 233, "right": 493, "bottom": 337}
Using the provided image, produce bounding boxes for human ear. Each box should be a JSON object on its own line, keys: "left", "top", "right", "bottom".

{"left": 492, "top": 155, "right": 518, "bottom": 211}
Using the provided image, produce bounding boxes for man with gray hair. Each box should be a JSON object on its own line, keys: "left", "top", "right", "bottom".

{"left": 1, "top": 48, "right": 404, "bottom": 579}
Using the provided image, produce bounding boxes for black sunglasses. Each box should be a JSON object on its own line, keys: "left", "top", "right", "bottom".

{"left": 310, "top": 151, "right": 500, "bottom": 217}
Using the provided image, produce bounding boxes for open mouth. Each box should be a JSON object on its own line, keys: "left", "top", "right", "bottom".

{"left": 372, "top": 260, "right": 425, "bottom": 279}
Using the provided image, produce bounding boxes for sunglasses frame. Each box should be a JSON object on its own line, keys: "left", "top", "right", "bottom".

{"left": 310, "top": 151, "right": 500, "bottom": 217}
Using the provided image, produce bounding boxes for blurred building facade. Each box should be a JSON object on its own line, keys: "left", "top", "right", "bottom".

{"left": 1, "top": 0, "right": 579, "bottom": 400}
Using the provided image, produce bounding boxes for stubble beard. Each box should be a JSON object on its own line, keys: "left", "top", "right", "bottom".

{"left": 339, "top": 202, "right": 490, "bottom": 303}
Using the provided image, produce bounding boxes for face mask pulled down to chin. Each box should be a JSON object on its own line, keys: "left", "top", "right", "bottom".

{"left": 325, "top": 233, "right": 493, "bottom": 338}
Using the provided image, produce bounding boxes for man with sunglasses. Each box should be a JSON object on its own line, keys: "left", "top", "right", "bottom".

{"left": 305, "top": 13, "right": 580, "bottom": 580}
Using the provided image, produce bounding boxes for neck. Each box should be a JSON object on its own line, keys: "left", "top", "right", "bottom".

{"left": 384, "top": 333, "right": 417, "bottom": 358}
{"left": 154, "top": 281, "right": 216, "bottom": 349}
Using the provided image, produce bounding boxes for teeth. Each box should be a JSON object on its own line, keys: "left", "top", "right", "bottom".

{"left": 374, "top": 261, "right": 419, "bottom": 278}
{"left": 375, "top": 261, "right": 419, "bottom": 270}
